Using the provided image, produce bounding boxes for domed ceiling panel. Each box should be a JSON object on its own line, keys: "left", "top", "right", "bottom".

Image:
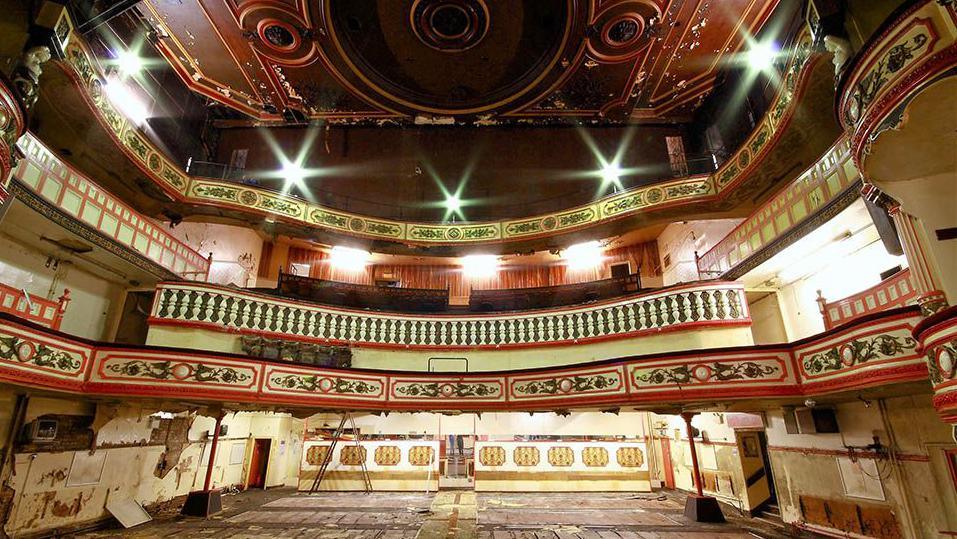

{"left": 141, "top": 0, "right": 780, "bottom": 123}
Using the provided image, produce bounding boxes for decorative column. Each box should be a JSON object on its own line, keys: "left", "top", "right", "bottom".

{"left": 681, "top": 412, "right": 725, "bottom": 523}
{"left": 182, "top": 410, "right": 225, "bottom": 517}
{"left": 887, "top": 205, "right": 948, "bottom": 315}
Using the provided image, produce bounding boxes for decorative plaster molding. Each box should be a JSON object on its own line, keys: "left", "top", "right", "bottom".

{"left": 48, "top": 27, "right": 821, "bottom": 247}
{"left": 0, "top": 306, "right": 926, "bottom": 412}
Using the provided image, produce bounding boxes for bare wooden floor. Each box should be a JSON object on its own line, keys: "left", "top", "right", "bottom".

{"left": 79, "top": 489, "right": 790, "bottom": 538}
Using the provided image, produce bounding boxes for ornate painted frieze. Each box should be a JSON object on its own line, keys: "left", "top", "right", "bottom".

{"left": 795, "top": 314, "right": 924, "bottom": 389}
{"left": 148, "top": 281, "right": 751, "bottom": 349}
{"left": 390, "top": 378, "right": 505, "bottom": 402}
{"left": 839, "top": 0, "right": 957, "bottom": 164}
{"left": 261, "top": 365, "right": 385, "bottom": 402}
{"left": 47, "top": 25, "right": 820, "bottom": 248}
{"left": 913, "top": 307, "right": 957, "bottom": 423}
{"left": 631, "top": 359, "right": 783, "bottom": 387}
{"left": 96, "top": 354, "right": 258, "bottom": 389}
{"left": 0, "top": 305, "right": 930, "bottom": 412}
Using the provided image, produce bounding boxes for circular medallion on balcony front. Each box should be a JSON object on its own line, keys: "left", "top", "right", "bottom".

{"left": 318, "top": 377, "right": 335, "bottom": 392}
{"left": 446, "top": 227, "right": 461, "bottom": 239}
{"left": 15, "top": 342, "right": 36, "bottom": 362}
{"left": 691, "top": 364, "right": 712, "bottom": 382}
{"left": 840, "top": 345, "right": 855, "bottom": 366}
{"left": 349, "top": 217, "right": 365, "bottom": 232}
{"left": 937, "top": 347, "right": 955, "bottom": 377}
{"left": 646, "top": 188, "right": 663, "bottom": 204}
{"left": 440, "top": 383, "right": 457, "bottom": 397}
{"left": 239, "top": 190, "right": 259, "bottom": 206}
{"left": 558, "top": 378, "right": 574, "bottom": 393}
{"left": 170, "top": 362, "right": 193, "bottom": 380}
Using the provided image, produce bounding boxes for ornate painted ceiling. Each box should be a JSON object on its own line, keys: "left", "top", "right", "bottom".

{"left": 141, "top": 0, "right": 781, "bottom": 123}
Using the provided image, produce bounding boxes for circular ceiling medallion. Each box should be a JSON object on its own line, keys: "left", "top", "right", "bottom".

{"left": 257, "top": 19, "right": 300, "bottom": 52}
{"left": 324, "top": 0, "right": 579, "bottom": 116}
{"left": 411, "top": 0, "right": 489, "bottom": 52}
{"left": 603, "top": 16, "right": 642, "bottom": 48}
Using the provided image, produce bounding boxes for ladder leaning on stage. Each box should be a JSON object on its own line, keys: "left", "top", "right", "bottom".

{"left": 308, "top": 411, "right": 373, "bottom": 494}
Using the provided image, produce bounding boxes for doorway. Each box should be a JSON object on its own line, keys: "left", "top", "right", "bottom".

{"left": 735, "top": 430, "right": 775, "bottom": 513}
{"left": 439, "top": 434, "right": 474, "bottom": 489}
{"left": 247, "top": 438, "right": 271, "bottom": 489}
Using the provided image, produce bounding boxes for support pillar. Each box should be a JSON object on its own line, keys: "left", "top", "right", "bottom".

{"left": 681, "top": 412, "right": 725, "bottom": 523}
{"left": 887, "top": 205, "right": 949, "bottom": 315}
{"left": 182, "top": 412, "right": 224, "bottom": 517}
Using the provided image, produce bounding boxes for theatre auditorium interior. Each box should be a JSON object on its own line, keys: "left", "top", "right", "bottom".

{"left": 0, "top": 0, "right": 955, "bottom": 537}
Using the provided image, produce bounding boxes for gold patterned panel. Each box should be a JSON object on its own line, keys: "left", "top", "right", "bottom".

{"left": 479, "top": 446, "right": 506, "bottom": 467}
{"left": 616, "top": 446, "right": 645, "bottom": 468}
{"left": 339, "top": 445, "right": 367, "bottom": 466}
{"left": 305, "top": 445, "right": 330, "bottom": 466}
{"left": 374, "top": 445, "right": 401, "bottom": 466}
{"left": 547, "top": 446, "right": 574, "bottom": 467}
{"left": 513, "top": 446, "right": 540, "bottom": 467}
{"left": 408, "top": 446, "right": 435, "bottom": 466}
{"left": 582, "top": 447, "right": 609, "bottom": 467}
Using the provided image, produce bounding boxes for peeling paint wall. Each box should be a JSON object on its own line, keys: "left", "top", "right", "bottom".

{"left": 1, "top": 394, "right": 303, "bottom": 537}
{"left": 654, "top": 396, "right": 957, "bottom": 539}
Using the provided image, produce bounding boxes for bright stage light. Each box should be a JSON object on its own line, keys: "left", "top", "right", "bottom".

{"left": 116, "top": 49, "right": 144, "bottom": 77}
{"left": 282, "top": 162, "right": 307, "bottom": 186}
{"left": 601, "top": 163, "right": 623, "bottom": 186}
{"left": 328, "top": 246, "right": 370, "bottom": 272}
{"left": 446, "top": 194, "right": 462, "bottom": 212}
{"left": 461, "top": 255, "right": 499, "bottom": 279}
{"left": 563, "top": 241, "right": 605, "bottom": 271}
{"left": 747, "top": 42, "right": 778, "bottom": 71}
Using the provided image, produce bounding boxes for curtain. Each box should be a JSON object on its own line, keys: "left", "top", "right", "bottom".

{"left": 283, "top": 241, "right": 661, "bottom": 292}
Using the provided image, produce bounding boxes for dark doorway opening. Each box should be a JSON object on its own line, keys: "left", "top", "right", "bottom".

{"left": 247, "top": 439, "right": 271, "bottom": 489}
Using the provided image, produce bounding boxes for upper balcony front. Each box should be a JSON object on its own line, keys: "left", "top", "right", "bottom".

{"left": 27, "top": 2, "right": 842, "bottom": 255}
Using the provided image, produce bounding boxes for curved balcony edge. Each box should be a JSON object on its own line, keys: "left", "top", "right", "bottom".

{"left": 838, "top": 0, "right": 957, "bottom": 167}
{"left": 914, "top": 305, "right": 957, "bottom": 423}
{"left": 0, "top": 305, "right": 926, "bottom": 412}
{"left": 43, "top": 27, "right": 831, "bottom": 248}
{"left": 147, "top": 280, "right": 751, "bottom": 351}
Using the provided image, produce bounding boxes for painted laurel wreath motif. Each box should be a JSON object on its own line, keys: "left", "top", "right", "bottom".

{"left": 0, "top": 335, "right": 80, "bottom": 372}
{"left": 846, "top": 33, "right": 929, "bottom": 125}
{"left": 270, "top": 374, "right": 379, "bottom": 394}
{"left": 635, "top": 361, "right": 778, "bottom": 385}
{"left": 926, "top": 339, "right": 956, "bottom": 385}
{"left": 395, "top": 382, "right": 498, "bottom": 398}
{"left": 105, "top": 360, "right": 250, "bottom": 383}
{"left": 513, "top": 374, "right": 618, "bottom": 395}
{"left": 802, "top": 334, "right": 916, "bottom": 376}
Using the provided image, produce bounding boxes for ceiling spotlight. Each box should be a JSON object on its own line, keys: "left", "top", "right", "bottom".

{"left": 446, "top": 194, "right": 462, "bottom": 212}
{"left": 328, "top": 246, "right": 370, "bottom": 272}
{"left": 282, "top": 162, "right": 307, "bottom": 186}
{"left": 747, "top": 41, "right": 778, "bottom": 71}
{"left": 116, "top": 49, "right": 144, "bottom": 77}
{"left": 563, "top": 241, "right": 605, "bottom": 271}
{"left": 461, "top": 255, "right": 499, "bottom": 279}
{"left": 601, "top": 163, "right": 623, "bottom": 185}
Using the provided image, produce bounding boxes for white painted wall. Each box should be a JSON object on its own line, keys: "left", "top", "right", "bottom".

{"left": 656, "top": 219, "right": 742, "bottom": 286}
{"left": 0, "top": 234, "right": 123, "bottom": 340}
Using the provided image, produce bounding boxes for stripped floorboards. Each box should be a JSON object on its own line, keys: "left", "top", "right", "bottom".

{"left": 79, "top": 489, "right": 794, "bottom": 538}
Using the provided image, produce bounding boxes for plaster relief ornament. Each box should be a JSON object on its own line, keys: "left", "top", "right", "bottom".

{"left": 13, "top": 46, "right": 52, "bottom": 110}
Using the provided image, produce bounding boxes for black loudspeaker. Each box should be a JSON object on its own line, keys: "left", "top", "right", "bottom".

{"left": 864, "top": 197, "right": 904, "bottom": 256}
